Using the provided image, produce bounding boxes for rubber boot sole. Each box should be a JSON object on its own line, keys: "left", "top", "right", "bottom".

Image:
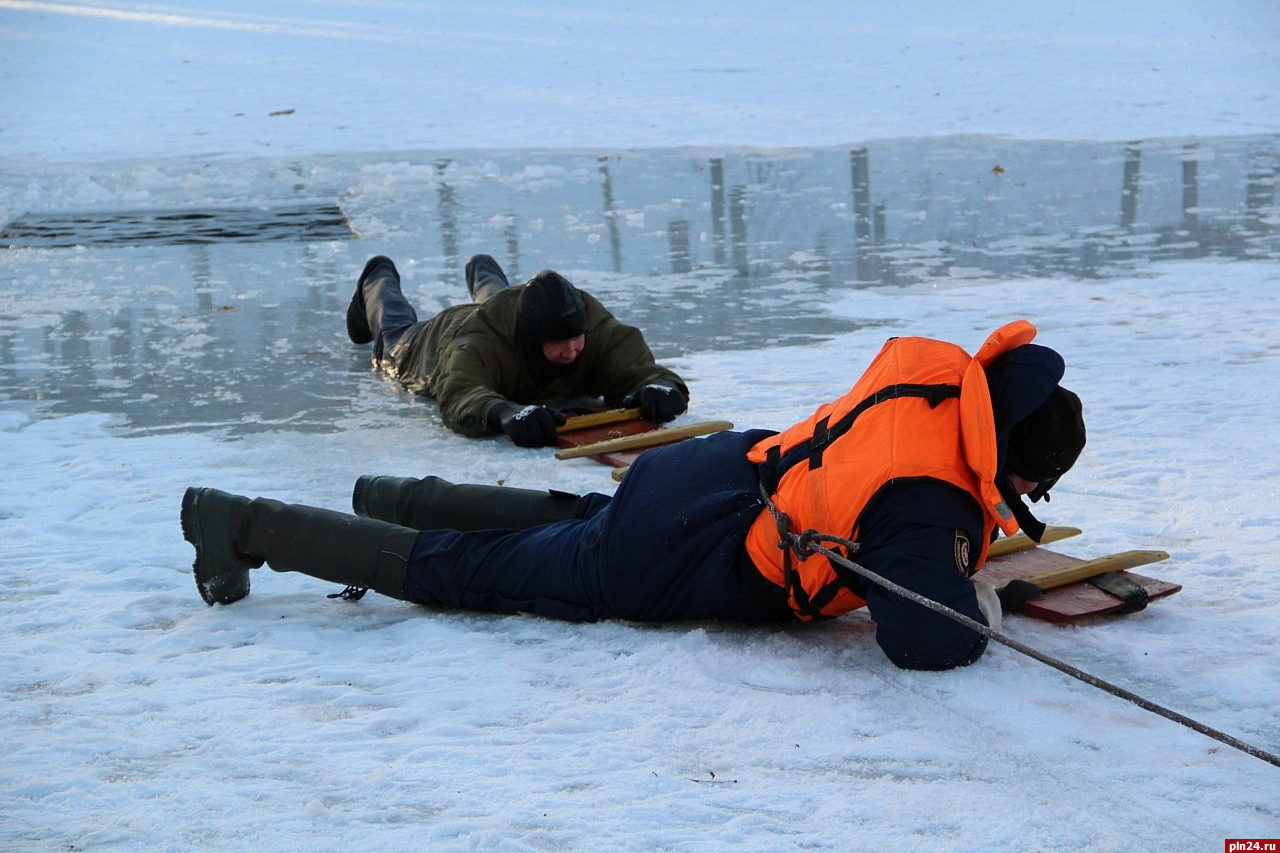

{"left": 180, "top": 487, "right": 257, "bottom": 605}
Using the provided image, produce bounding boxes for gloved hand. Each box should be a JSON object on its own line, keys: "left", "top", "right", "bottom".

{"left": 488, "top": 402, "right": 567, "bottom": 448}
{"left": 972, "top": 578, "right": 1003, "bottom": 632}
{"left": 624, "top": 381, "right": 689, "bottom": 424}
{"left": 995, "top": 578, "right": 1044, "bottom": 615}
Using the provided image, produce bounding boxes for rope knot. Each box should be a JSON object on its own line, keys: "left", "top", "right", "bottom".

{"left": 794, "top": 528, "right": 822, "bottom": 558}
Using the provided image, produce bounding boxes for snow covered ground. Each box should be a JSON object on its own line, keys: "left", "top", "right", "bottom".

{"left": 2, "top": 1, "right": 1279, "bottom": 849}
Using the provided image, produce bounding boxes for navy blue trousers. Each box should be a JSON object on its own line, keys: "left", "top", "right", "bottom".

{"left": 401, "top": 429, "right": 793, "bottom": 623}
{"left": 398, "top": 428, "right": 990, "bottom": 669}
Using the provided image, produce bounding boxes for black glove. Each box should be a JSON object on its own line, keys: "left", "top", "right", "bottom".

{"left": 624, "top": 381, "right": 689, "bottom": 424}
{"left": 996, "top": 579, "right": 1044, "bottom": 614}
{"left": 488, "top": 402, "right": 567, "bottom": 448}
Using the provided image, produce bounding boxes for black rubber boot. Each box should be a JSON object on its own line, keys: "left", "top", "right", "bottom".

{"left": 239, "top": 497, "right": 418, "bottom": 599}
{"left": 346, "top": 256, "right": 385, "bottom": 344}
{"left": 180, "top": 487, "right": 418, "bottom": 604}
{"left": 352, "top": 475, "right": 581, "bottom": 531}
{"left": 464, "top": 253, "right": 511, "bottom": 304}
{"left": 347, "top": 256, "right": 419, "bottom": 360}
{"left": 181, "top": 487, "right": 261, "bottom": 605}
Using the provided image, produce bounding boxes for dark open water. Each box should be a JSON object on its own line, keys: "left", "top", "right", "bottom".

{"left": 1, "top": 135, "right": 1276, "bottom": 434}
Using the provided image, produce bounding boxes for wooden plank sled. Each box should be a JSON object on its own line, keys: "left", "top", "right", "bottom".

{"left": 555, "top": 408, "right": 733, "bottom": 469}
{"left": 982, "top": 535, "right": 1180, "bottom": 623}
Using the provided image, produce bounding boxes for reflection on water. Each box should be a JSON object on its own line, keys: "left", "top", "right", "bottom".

{"left": 0, "top": 135, "right": 1276, "bottom": 435}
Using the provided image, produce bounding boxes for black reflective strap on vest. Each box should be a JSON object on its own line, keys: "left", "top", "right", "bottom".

{"left": 759, "top": 382, "right": 961, "bottom": 620}
{"left": 809, "top": 383, "right": 960, "bottom": 470}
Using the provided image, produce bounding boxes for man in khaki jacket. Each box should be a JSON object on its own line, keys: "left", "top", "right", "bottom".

{"left": 347, "top": 253, "right": 689, "bottom": 446}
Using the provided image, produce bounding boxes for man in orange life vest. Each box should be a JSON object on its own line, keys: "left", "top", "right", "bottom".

{"left": 180, "top": 320, "right": 1086, "bottom": 671}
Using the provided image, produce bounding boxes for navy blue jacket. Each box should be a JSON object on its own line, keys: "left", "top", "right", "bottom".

{"left": 596, "top": 429, "right": 992, "bottom": 669}
{"left": 594, "top": 342, "right": 1068, "bottom": 668}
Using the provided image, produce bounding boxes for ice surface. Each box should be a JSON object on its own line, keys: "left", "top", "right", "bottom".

{"left": 2, "top": 1, "right": 1279, "bottom": 849}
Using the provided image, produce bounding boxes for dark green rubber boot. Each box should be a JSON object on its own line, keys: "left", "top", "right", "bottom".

{"left": 352, "top": 474, "right": 581, "bottom": 531}
{"left": 239, "top": 497, "right": 417, "bottom": 600}
{"left": 180, "top": 487, "right": 262, "bottom": 605}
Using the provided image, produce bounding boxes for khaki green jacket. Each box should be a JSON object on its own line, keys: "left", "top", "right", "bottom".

{"left": 387, "top": 288, "right": 686, "bottom": 436}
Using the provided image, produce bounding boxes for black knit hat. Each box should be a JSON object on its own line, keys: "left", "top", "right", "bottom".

{"left": 1005, "top": 386, "right": 1086, "bottom": 500}
{"left": 516, "top": 270, "right": 587, "bottom": 343}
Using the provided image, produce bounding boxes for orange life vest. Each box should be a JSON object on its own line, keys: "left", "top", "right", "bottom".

{"left": 744, "top": 321, "right": 1038, "bottom": 620}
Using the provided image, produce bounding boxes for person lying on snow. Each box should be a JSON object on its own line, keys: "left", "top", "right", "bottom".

{"left": 181, "top": 320, "right": 1084, "bottom": 671}
{"left": 347, "top": 252, "right": 688, "bottom": 447}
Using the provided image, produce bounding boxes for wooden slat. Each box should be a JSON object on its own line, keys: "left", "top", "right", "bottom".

{"left": 1024, "top": 573, "right": 1182, "bottom": 623}
{"left": 991, "top": 549, "right": 1169, "bottom": 592}
{"left": 986, "top": 525, "right": 1084, "bottom": 558}
{"left": 554, "top": 420, "right": 734, "bottom": 460}
{"left": 557, "top": 407, "right": 643, "bottom": 433}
